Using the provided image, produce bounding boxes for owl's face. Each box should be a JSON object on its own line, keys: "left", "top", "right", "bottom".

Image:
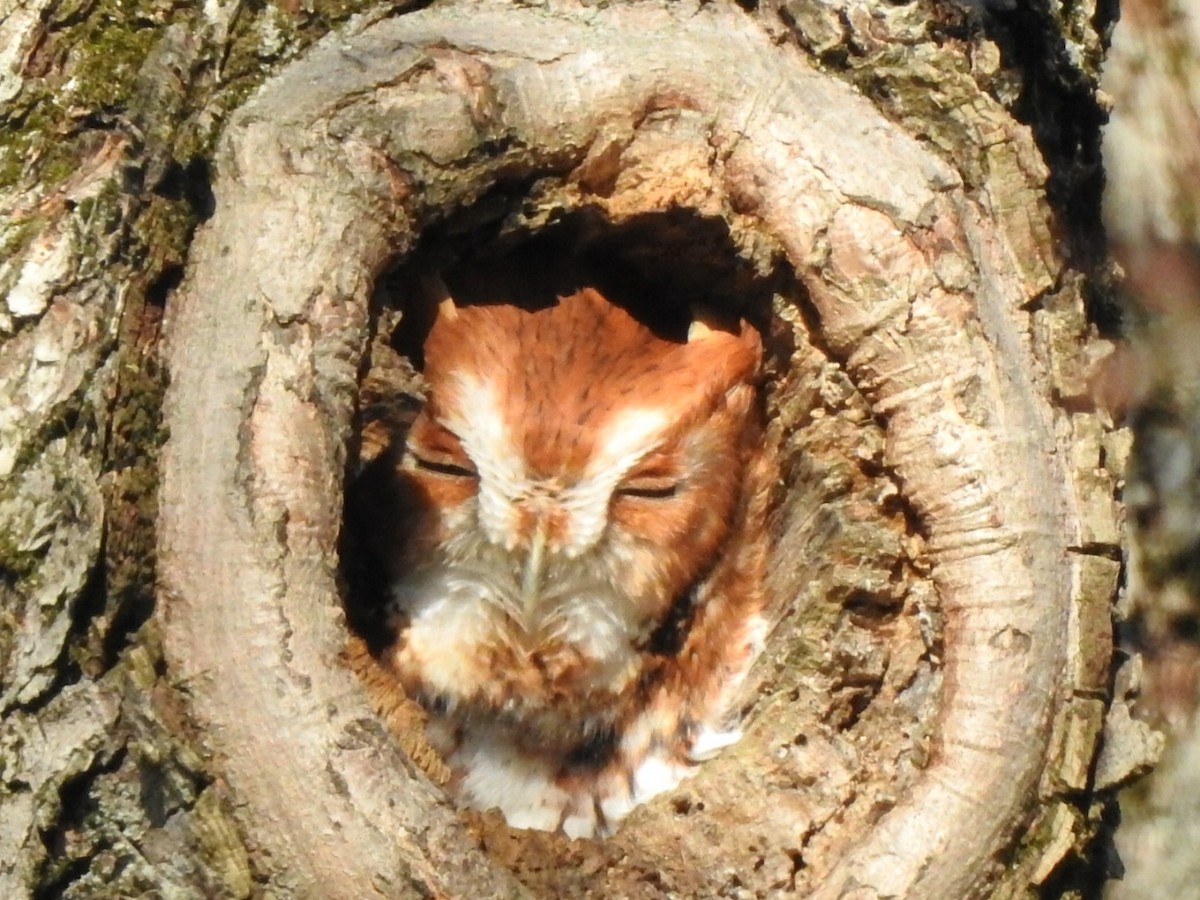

{"left": 385, "top": 284, "right": 763, "bottom": 752}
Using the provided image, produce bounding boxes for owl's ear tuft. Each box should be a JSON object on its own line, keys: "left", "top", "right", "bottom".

{"left": 687, "top": 317, "right": 715, "bottom": 343}
{"left": 687, "top": 306, "right": 738, "bottom": 343}
{"left": 421, "top": 272, "right": 459, "bottom": 323}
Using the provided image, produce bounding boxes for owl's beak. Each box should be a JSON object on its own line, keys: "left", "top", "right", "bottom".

{"left": 520, "top": 521, "right": 548, "bottom": 622}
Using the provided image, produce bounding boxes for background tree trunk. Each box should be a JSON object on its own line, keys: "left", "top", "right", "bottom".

{"left": 1099, "top": 0, "right": 1200, "bottom": 895}
{"left": 0, "top": 0, "right": 1137, "bottom": 897}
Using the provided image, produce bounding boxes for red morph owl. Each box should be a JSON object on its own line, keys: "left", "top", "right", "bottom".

{"left": 378, "top": 269, "right": 770, "bottom": 837}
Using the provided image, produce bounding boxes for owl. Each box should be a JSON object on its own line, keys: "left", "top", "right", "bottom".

{"left": 369, "top": 265, "right": 770, "bottom": 838}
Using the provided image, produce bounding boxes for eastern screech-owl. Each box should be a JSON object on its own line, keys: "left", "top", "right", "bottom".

{"left": 375, "top": 268, "right": 770, "bottom": 838}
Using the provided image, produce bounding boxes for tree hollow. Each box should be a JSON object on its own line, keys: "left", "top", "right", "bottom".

{"left": 156, "top": 2, "right": 1100, "bottom": 897}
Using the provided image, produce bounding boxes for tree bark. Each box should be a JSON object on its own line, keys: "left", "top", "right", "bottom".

{"left": 0, "top": 0, "right": 1136, "bottom": 897}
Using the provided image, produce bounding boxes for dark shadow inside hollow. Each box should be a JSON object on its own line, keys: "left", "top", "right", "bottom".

{"left": 390, "top": 207, "right": 784, "bottom": 368}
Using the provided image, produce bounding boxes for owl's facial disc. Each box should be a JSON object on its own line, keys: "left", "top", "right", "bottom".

{"left": 392, "top": 399, "right": 692, "bottom": 705}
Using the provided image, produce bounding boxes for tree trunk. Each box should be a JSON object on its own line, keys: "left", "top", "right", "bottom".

{"left": 1099, "top": 0, "right": 1200, "bottom": 895}
{"left": 0, "top": 0, "right": 1139, "bottom": 897}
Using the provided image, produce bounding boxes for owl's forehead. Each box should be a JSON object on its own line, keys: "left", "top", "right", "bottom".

{"left": 422, "top": 286, "right": 755, "bottom": 474}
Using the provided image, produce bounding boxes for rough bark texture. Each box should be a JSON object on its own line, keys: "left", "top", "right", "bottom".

{"left": 1100, "top": 0, "right": 1200, "bottom": 896}
{"left": 1, "top": 0, "right": 1133, "bottom": 897}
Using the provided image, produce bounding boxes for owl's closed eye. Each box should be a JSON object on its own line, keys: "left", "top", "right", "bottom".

{"left": 375, "top": 271, "right": 771, "bottom": 837}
